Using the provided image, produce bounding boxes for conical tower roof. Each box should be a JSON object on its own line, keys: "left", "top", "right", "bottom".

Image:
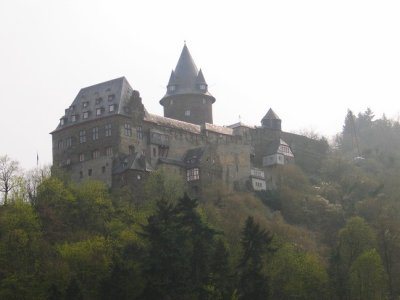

{"left": 160, "top": 43, "right": 214, "bottom": 103}
{"left": 195, "top": 69, "right": 207, "bottom": 84}
{"left": 262, "top": 108, "right": 280, "bottom": 121}
{"left": 174, "top": 44, "right": 199, "bottom": 86}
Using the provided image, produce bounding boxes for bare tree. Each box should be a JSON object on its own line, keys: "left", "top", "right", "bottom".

{"left": 0, "top": 155, "right": 20, "bottom": 204}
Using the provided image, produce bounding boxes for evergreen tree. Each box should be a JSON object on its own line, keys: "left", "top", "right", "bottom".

{"left": 237, "top": 216, "right": 274, "bottom": 300}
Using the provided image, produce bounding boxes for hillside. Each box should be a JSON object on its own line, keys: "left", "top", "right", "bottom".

{"left": 1, "top": 108, "right": 400, "bottom": 299}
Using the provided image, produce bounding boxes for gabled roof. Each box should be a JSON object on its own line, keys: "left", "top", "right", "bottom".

{"left": 53, "top": 77, "right": 135, "bottom": 132}
{"left": 113, "top": 153, "right": 153, "bottom": 174}
{"left": 265, "top": 138, "right": 294, "bottom": 157}
{"left": 160, "top": 44, "right": 215, "bottom": 103}
{"left": 184, "top": 147, "right": 206, "bottom": 167}
{"left": 262, "top": 108, "right": 280, "bottom": 121}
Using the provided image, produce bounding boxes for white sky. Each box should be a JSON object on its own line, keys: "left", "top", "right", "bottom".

{"left": 1, "top": 0, "right": 400, "bottom": 170}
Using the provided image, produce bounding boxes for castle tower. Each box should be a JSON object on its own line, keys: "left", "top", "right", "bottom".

{"left": 261, "top": 108, "right": 281, "bottom": 131}
{"left": 159, "top": 44, "right": 216, "bottom": 125}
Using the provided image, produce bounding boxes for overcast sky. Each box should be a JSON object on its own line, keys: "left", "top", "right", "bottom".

{"left": 1, "top": 0, "right": 400, "bottom": 170}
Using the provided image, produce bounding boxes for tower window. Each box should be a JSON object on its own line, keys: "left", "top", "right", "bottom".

{"left": 185, "top": 110, "right": 191, "bottom": 116}
{"left": 92, "top": 150, "right": 100, "bottom": 159}
{"left": 124, "top": 123, "right": 132, "bottom": 136}
{"left": 187, "top": 168, "right": 200, "bottom": 181}
{"left": 199, "top": 84, "right": 206, "bottom": 90}
{"left": 79, "top": 130, "right": 86, "bottom": 143}
{"left": 92, "top": 127, "right": 99, "bottom": 140}
{"left": 137, "top": 126, "right": 143, "bottom": 140}
{"left": 66, "top": 137, "right": 72, "bottom": 148}
{"left": 105, "top": 124, "right": 112, "bottom": 137}
{"left": 106, "top": 147, "right": 113, "bottom": 157}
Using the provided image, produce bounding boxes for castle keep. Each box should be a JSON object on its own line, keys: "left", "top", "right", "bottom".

{"left": 52, "top": 44, "right": 313, "bottom": 196}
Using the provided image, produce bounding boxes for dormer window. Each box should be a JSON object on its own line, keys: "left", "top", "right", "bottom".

{"left": 108, "top": 94, "right": 115, "bottom": 101}
{"left": 60, "top": 118, "right": 65, "bottom": 126}
{"left": 109, "top": 104, "right": 115, "bottom": 112}
{"left": 83, "top": 101, "right": 89, "bottom": 108}
{"left": 70, "top": 105, "right": 75, "bottom": 111}
{"left": 199, "top": 84, "right": 206, "bottom": 90}
{"left": 96, "top": 108, "right": 102, "bottom": 116}
{"left": 168, "top": 85, "right": 176, "bottom": 92}
{"left": 95, "top": 97, "right": 103, "bottom": 105}
{"left": 83, "top": 111, "right": 89, "bottom": 119}
{"left": 71, "top": 115, "right": 77, "bottom": 122}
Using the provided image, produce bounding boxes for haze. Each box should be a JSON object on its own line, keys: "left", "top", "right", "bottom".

{"left": 1, "top": 0, "right": 399, "bottom": 169}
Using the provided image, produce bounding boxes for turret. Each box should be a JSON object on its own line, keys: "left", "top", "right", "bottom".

{"left": 261, "top": 108, "right": 281, "bottom": 131}
{"left": 160, "top": 44, "right": 215, "bottom": 125}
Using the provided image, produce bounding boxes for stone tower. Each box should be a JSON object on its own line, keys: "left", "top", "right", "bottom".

{"left": 261, "top": 108, "right": 282, "bottom": 131}
{"left": 159, "top": 43, "right": 215, "bottom": 125}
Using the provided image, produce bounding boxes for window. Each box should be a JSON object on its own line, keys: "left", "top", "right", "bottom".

{"left": 95, "top": 97, "right": 103, "bottom": 105}
{"left": 153, "top": 147, "right": 157, "bottom": 157}
{"left": 105, "top": 124, "right": 112, "bottom": 137}
{"left": 136, "top": 125, "right": 143, "bottom": 139}
{"left": 108, "top": 94, "right": 115, "bottom": 101}
{"left": 202, "top": 98, "right": 206, "bottom": 104}
{"left": 79, "top": 153, "right": 85, "bottom": 162}
{"left": 83, "top": 101, "right": 89, "bottom": 108}
{"left": 109, "top": 104, "right": 115, "bottom": 112}
{"left": 170, "top": 99, "right": 174, "bottom": 105}
{"left": 88, "top": 169, "right": 92, "bottom": 176}
{"left": 102, "top": 166, "right": 106, "bottom": 173}
{"left": 92, "top": 150, "right": 100, "bottom": 159}
{"left": 92, "top": 127, "right": 99, "bottom": 140}
{"left": 66, "top": 158, "right": 71, "bottom": 165}
{"left": 129, "top": 145, "right": 135, "bottom": 155}
{"left": 83, "top": 111, "right": 89, "bottom": 119}
{"left": 185, "top": 110, "right": 190, "bottom": 116}
{"left": 79, "top": 130, "right": 86, "bottom": 143}
{"left": 66, "top": 137, "right": 72, "bottom": 148}
{"left": 199, "top": 84, "right": 206, "bottom": 90}
{"left": 79, "top": 171, "right": 83, "bottom": 179}
{"left": 58, "top": 140, "right": 63, "bottom": 149}
{"left": 106, "top": 147, "right": 113, "bottom": 157}
{"left": 187, "top": 168, "right": 200, "bottom": 181}
{"left": 60, "top": 118, "right": 65, "bottom": 126}
{"left": 124, "top": 123, "right": 132, "bottom": 136}
{"left": 96, "top": 108, "right": 102, "bottom": 116}
{"left": 168, "top": 85, "right": 176, "bottom": 92}
{"left": 71, "top": 115, "right": 77, "bottom": 122}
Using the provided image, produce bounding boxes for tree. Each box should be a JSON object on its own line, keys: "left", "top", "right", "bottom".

{"left": 268, "top": 243, "right": 329, "bottom": 300}
{"left": 331, "top": 216, "right": 376, "bottom": 299}
{"left": 0, "top": 155, "right": 20, "bottom": 204}
{"left": 349, "top": 249, "right": 387, "bottom": 300}
{"left": 237, "top": 216, "right": 274, "bottom": 300}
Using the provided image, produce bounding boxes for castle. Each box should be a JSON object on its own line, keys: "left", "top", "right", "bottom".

{"left": 52, "top": 44, "right": 318, "bottom": 197}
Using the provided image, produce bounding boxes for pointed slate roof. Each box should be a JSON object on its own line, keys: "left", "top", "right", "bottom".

{"left": 262, "top": 108, "right": 280, "bottom": 121}
{"left": 53, "top": 77, "right": 136, "bottom": 132}
{"left": 160, "top": 44, "right": 215, "bottom": 104}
